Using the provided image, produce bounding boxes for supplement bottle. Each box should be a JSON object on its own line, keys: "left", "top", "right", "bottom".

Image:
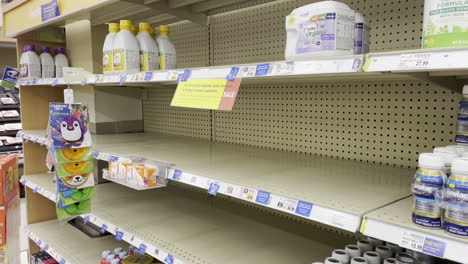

{"left": 156, "top": 25, "right": 176, "bottom": 70}
{"left": 54, "top": 48, "right": 68, "bottom": 78}
{"left": 412, "top": 153, "right": 445, "bottom": 228}
{"left": 103, "top": 23, "right": 119, "bottom": 74}
{"left": 444, "top": 188, "right": 468, "bottom": 237}
{"left": 136, "top": 22, "right": 159, "bottom": 71}
{"left": 456, "top": 85, "right": 468, "bottom": 144}
{"left": 19, "top": 45, "right": 41, "bottom": 78}
{"left": 113, "top": 20, "right": 140, "bottom": 74}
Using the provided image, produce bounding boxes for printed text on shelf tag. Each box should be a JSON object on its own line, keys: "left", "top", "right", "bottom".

{"left": 171, "top": 78, "right": 241, "bottom": 111}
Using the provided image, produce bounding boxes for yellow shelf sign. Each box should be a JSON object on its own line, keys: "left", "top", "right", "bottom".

{"left": 171, "top": 78, "right": 241, "bottom": 111}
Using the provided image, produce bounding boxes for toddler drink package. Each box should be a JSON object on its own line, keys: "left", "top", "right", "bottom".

{"left": 59, "top": 187, "right": 95, "bottom": 206}
{"left": 55, "top": 160, "right": 94, "bottom": 178}
{"left": 56, "top": 173, "right": 95, "bottom": 192}
{"left": 54, "top": 147, "right": 94, "bottom": 163}
{"left": 48, "top": 103, "right": 91, "bottom": 149}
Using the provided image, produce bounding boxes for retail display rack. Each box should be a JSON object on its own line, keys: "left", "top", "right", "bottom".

{"left": 5, "top": 0, "right": 468, "bottom": 263}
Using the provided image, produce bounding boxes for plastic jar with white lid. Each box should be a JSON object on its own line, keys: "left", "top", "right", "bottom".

{"left": 285, "top": 1, "right": 355, "bottom": 60}
{"left": 412, "top": 153, "right": 445, "bottom": 228}
{"left": 433, "top": 147, "right": 457, "bottom": 177}
{"left": 446, "top": 144, "right": 468, "bottom": 156}
{"left": 447, "top": 158, "right": 468, "bottom": 191}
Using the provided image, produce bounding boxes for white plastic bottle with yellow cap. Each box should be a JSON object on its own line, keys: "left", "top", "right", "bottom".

{"left": 113, "top": 20, "right": 140, "bottom": 74}
{"left": 103, "top": 23, "right": 119, "bottom": 74}
{"left": 136, "top": 23, "right": 159, "bottom": 71}
{"left": 156, "top": 25, "right": 176, "bottom": 70}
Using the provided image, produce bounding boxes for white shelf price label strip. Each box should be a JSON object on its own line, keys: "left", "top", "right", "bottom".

{"left": 363, "top": 218, "right": 468, "bottom": 262}
{"left": 169, "top": 169, "right": 360, "bottom": 232}
{"left": 365, "top": 48, "right": 468, "bottom": 72}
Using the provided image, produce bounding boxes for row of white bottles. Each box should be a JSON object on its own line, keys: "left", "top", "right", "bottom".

{"left": 103, "top": 20, "right": 176, "bottom": 74}
{"left": 19, "top": 45, "right": 68, "bottom": 78}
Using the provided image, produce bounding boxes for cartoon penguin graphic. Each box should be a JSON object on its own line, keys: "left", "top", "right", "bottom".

{"left": 58, "top": 116, "right": 87, "bottom": 146}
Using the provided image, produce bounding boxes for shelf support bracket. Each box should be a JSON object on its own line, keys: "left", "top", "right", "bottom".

{"left": 407, "top": 72, "right": 466, "bottom": 93}
{"left": 121, "top": 0, "right": 208, "bottom": 26}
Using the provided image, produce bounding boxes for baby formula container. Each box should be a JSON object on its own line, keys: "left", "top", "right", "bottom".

{"left": 285, "top": 1, "right": 355, "bottom": 60}
{"left": 354, "top": 12, "right": 370, "bottom": 54}
{"left": 412, "top": 153, "right": 445, "bottom": 228}
{"left": 433, "top": 147, "right": 457, "bottom": 177}
{"left": 19, "top": 45, "right": 41, "bottom": 78}
{"left": 423, "top": 0, "right": 468, "bottom": 48}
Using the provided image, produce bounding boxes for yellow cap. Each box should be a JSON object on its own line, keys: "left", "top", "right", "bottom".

{"left": 138, "top": 22, "right": 151, "bottom": 33}
{"left": 108, "top": 23, "right": 119, "bottom": 33}
{"left": 119, "top": 20, "right": 132, "bottom": 31}
{"left": 159, "top": 25, "right": 170, "bottom": 35}
{"left": 131, "top": 25, "right": 138, "bottom": 35}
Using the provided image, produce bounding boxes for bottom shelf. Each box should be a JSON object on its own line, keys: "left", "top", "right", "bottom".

{"left": 362, "top": 197, "right": 468, "bottom": 263}
{"left": 26, "top": 220, "right": 127, "bottom": 264}
{"left": 23, "top": 173, "right": 353, "bottom": 264}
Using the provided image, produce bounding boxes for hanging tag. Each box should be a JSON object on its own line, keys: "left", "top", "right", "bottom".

{"left": 119, "top": 75, "right": 127, "bottom": 86}
{"left": 165, "top": 254, "right": 174, "bottom": 264}
{"left": 100, "top": 224, "right": 108, "bottom": 234}
{"left": 208, "top": 182, "right": 220, "bottom": 196}
{"left": 115, "top": 231, "right": 124, "bottom": 240}
{"left": 138, "top": 244, "right": 147, "bottom": 254}
{"left": 64, "top": 88, "right": 74, "bottom": 104}
{"left": 83, "top": 215, "right": 90, "bottom": 224}
{"left": 226, "top": 67, "right": 239, "bottom": 81}
{"left": 181, "top": 69, "right": 192, "bottom": 82}
{"left": 51, "top": 78, "right": 58, "bottom": 87}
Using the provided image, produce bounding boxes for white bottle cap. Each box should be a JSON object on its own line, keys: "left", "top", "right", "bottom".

{"left": 106, "top": 254, "right": 115, "bottom": 260}
{"left": 111, "top": 260, "right": 120, "bottom": 264}
{"left": 418, "top": 153, "right": 444, "bottom": 169}
{"left": 463, "top": 85, "right": 468, "bottom": 95}
{"left": 119, "top": 251, "right": 127, "bottom": 258}
{"left": 433, "top": 147, "right": 458, "bottom": 165}
{"left": 451, "top": 157, "right": 468, "bottom": 175}
{"left": 446, "top": 145, "right": 468, "bottom": 156}
{"left": 114, "top": 247, "right": 122, "bottom": 254}
{"left": 101, "top": 250, "right": 110, "bottom": 258}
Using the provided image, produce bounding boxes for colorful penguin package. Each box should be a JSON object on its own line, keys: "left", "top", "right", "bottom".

{"left": 48, "top": 103, "right": 94, "bottom": 220}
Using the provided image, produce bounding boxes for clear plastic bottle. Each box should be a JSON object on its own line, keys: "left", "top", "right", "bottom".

{"left": 54, "top": 48, "right": 69, "bottom": 78}
{"left": 39, "top": 47, "right": 55, "bottom": 78}
{"left": 103, "top": 23, "right": 120, "bottom": 74}
{"left": 19, "top": 45, "right": 41, "bottom": 78}
{"left": 156, "top": 25, "right": 176, "bottom": 70}
{"left": 113, "top": 20, "right": 140, "bottom": 74}
{"left": 412, "top": 153, "right": 445, "bottom": 228}
{"left": 433, "top": 147, "right": 457, "bottom": 177}
{"left": 456, "top": 86, "right": 468, "bottom": 144}
{"left": 136, "top": 22, "right": 159, "bottom": 71}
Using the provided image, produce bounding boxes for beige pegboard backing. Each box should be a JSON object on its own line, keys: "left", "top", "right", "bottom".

{"left": 210, "top": 0, "right": 424, "bottom": 66}
{"left": 143, "top": 21, "right": 210, "bottom": 138}
{"left": 143, "top": 86, "right": 211, "bottom": 139}
{"left": 167, "top": 21, "right": 210, "bottom": 68}
{"left": 213, "top": 79, "right": 460, "bottom": 168}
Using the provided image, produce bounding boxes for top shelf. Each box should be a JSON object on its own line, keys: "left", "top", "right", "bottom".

{"left": 3, "top": 0, "right": 267, "bottom": 37}
{"left": 17, "top": 48, "right": 468, "bottom": 91}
